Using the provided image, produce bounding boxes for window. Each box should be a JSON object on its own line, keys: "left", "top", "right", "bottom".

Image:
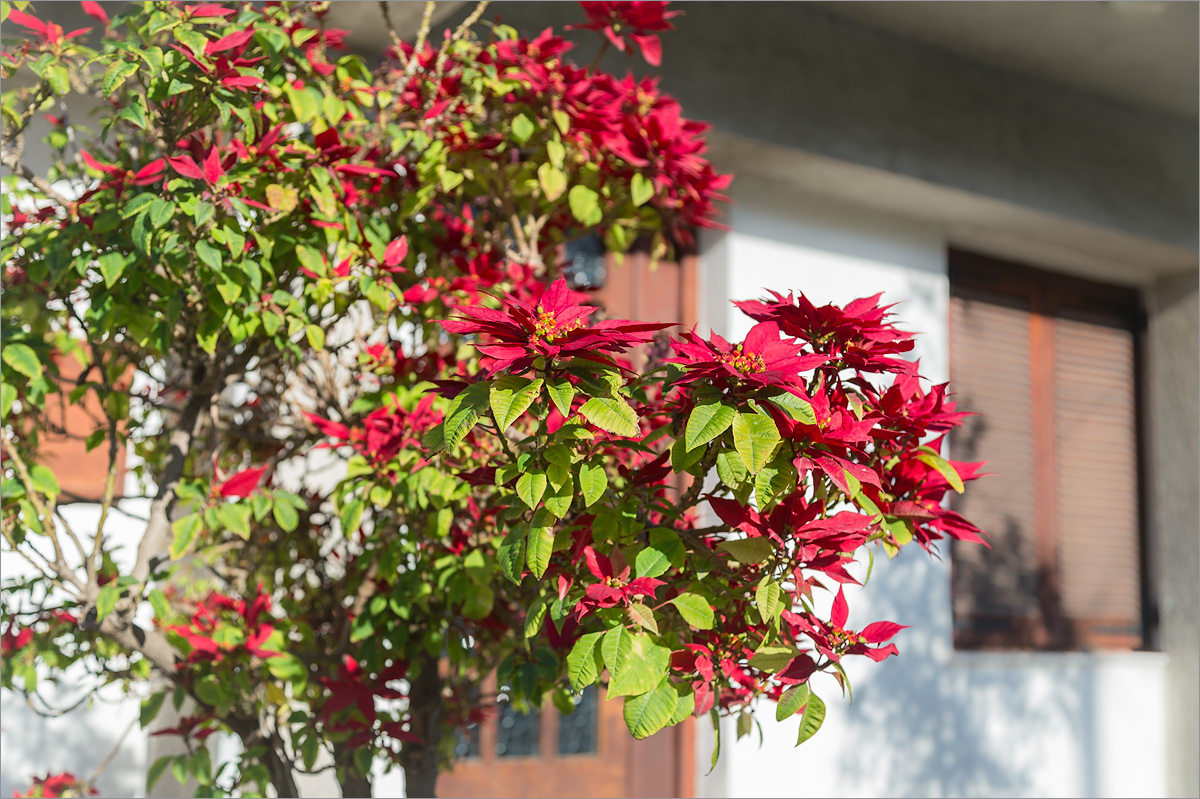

{"left": 948, "top": 250, "right": 1149, "bottom": 651}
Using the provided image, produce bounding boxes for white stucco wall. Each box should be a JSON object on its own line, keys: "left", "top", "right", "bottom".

{"left": 692, "top": 178, "right": 1171, "bottom": 799}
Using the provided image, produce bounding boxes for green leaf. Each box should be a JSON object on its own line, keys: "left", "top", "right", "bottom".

{"left": 526, "top": 517, "right": 554, "bottom": 578}
{"left": 685, "top": 401, "right": 735, "bottom": 450}
{"left": 716, "top": 448, "right": 749, "bottom": 488}
{"left": 524, "top": 599, "right": 548, "bottom": 640}
{"left": 45, "top": 64, "right": 69, "bottom": 95}
{"left": 3, "top": 343, "right": 42, "bottom": 381}
{"left": 546, "top": 379, "right": 576, "bottom": 417}
{"left": 273, "top": 500, "right": 299, "bottom": 532}
{"left": 512, "top": 113, "right": 535, "bottom": 144}
{"left": 1, "top": 383, "right": 15, "bottom": 422}
{"left": 266, "top": 653, "right": 308, "bottom": 689}
{"left": 29, "top": 464, "right": 60, "bottom": 497}
{"left": 667, "top": 687, "right": 695, "bottom": 727}
{"left": 97, "top": 252, "right": 127, "bottom": 289}
{"left": 121, "top": 193, "right": 156, "bottom": 219}
{"left": 218, "top": 502, "right": 252, "bottom": 539}
{"left": 623, "top": 678, "right": 678, "bottom": 739}
{"left": 538, "top": 162, "right": 567, "bottom": 201}
{"left": 497, "top": 527, "right": 525, "bottom": 585}
{"left": 578, "top": 462, "right": 608, "bottom": 507}
{"left": 442, "top": 382, "right": 490, "bottom": 451}
{"left": 918, "top": 448, "right": 965, "bottom": 494}
{"left": 490, "top": 375, "right": 542, "bottom": 432}
{"left": 608, "top": 633, "right": 670, "bottom": 697}
{"left": 546, "top": 138, "right": 565, "bottom": 168}
{"left": 568, "top": 184, "right": 602, "bottom": 226}
{"left": 796, "top": 690, "right": 827, "bottom": 745}
{"left": 147, "top": 756, "right": 172, "bottom": 793}
{"left": 627, "top": 602, "right": 658, "bottom": 634}
{"left": 579, "top": 396, "right": 639, "bottom": 437}
{"left": 769, "top": 392, "right": 817, "bottom": 425}
{"left": 635, "top": 529, "right": 683, "bottom": 579}
{"left": 544, "top": 477, "right": 573, "bottom": 519}
{"left": 631, "top": 173, "right": 654, "bottom": 207}
{"left": 668, "top": 592, "right": 714, "bottom": 629}
{"left": 305, "top": 324, "right": 325, "bottom": 350}
{"left": 567, "top": 631, "right": 604, "bottom": 691}
{"left": 717, "top": 537, "right": 774, "bottom": 565}
{"left": 776, "top": 683, "right": 809, "bottom": 722}
{"left": 95, "top": 582, "right": 119, "bottom": 622}
{"left": 755, "top": 579, "right": 784, "bottom": 624}
{"left": 732, "top": 411, "right": 781, "bottom": 473}
{"left": 516, "top": 471, "right": 547, "bottom": 510}
{"left": 670, "top": 437, "right": 705, "bottom": 473}
{"left": 169, "top": 514, "right": 202, "bottom": 559}
{"left": 749, "top": 645, "right": 800, "bottom": 673}
{"left": 140, "top": 693, "right": 166, "bottom": 728}
{"left": 195, "top": 239, "right": 222, "bottom": 270}
{"left": 103, "top": 60, "right": 139, "bottom": 97}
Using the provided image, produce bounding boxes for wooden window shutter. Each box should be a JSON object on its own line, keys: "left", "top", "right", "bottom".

{"left": 948, "top": 250, "right": 1145, "bottom": 650}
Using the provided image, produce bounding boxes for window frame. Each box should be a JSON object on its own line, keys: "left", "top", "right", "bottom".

{"left": 947, "top": 248, "right": 1154, "bottom": 652}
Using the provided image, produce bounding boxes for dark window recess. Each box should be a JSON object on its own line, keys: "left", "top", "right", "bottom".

{"left": 563, "top": 234, "right": 607, "bottom": 289}
{"left": 948, "top": 249, "right": 1148, "bottom": 651}
{"left": 495, "top": 700, "right": 540, "bottom": 757}
{"left": 453, "top": 723, "right": 481, "bottom": 759}
{"left": 557, "top": 686, "right": 599, "bottom": 755}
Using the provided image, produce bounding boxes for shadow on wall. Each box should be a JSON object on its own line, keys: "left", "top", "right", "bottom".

{"left": 836, "top": 543, "right": 1097, "bottom": 798}
{"left": 0, "top": 684, "right": 146, "bottom": 799}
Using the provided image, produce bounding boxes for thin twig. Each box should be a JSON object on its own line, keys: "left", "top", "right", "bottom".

{"left": 1, "top": 152, "right": 73, "bottom": 208}
{"left": 84, "top": 716, "right": 139, "bottom": 792}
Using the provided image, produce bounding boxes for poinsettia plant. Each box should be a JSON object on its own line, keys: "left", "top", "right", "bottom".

{"left": 0, "top": 1, "right": 987, "bottom": 797}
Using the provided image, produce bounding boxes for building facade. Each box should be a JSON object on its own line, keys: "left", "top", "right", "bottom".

{"left": 2, "top": 3, "right": 1196, "bottom": 798}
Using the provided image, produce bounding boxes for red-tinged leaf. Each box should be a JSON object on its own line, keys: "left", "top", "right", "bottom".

{"left": 80, "top": 150, "right": 119, "bottom": 175}
{"left": 583, "top": 546, "right": 610, "bottom": 581}
{"left": 863, "top": 643, "right": 900, "bottom": 662}
{"left": 167, "top": 155, "right": 205, "bottom": 181}
{"left": 334, "top": 163, "right": 391, "bottom": 177}
{"left": 383, "top": 236, "right": 408, "bottom": 269}
{"left": 631, "top": 33, "right": 662, "bottom": 66}
{"left": 81, "top": 1, "right": 109, "bottom": 25}
{"left": 861, "top": 620, "right": 908, "bottom": 644}
{"left": 218, "top": 465, "right": 268, "bottom": 498}
{"left": 221, "top": 75, "right": 263, "bottom": 89}
{"left": 187, "top": 4, "right": 236, "bottom": 18}
{"left": 830, "top": 586, "right": 848, "bottom": 629}
{"left": 7, "top": 9, "right": 48, "bottom": 35}
{"left": 304, "top": 412, "right": 351, "bottom": 441}
{"left": 205, "top": 28, "right": 254, "bottom": 54}
{"left": 625, "top": 577, "right": 665, "bottom": 599}
{"left": 134, "top": 159, "right": 166, "bottom": 184}
{"left": 202, "top": 147, "right": 224, "bottom": 186}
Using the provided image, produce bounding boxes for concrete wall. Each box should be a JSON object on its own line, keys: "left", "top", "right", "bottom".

{"left": 1145, "top": 273, "right": 1200, "bottom": 799}
{"left": 427, "top": 2, "right": 1197, "bottom": 253}
{"left": 691, "top": 177, "right": 1177, "bottom": 798}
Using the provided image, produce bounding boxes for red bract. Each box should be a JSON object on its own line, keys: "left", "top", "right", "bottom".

{"left": 1, "top": 623, "right": 33, "bottom": 655}
{"left": 80, "top": 2, "right": 109, "bottom": 27}
{"left": 318, "top": 655, "right": 418, "bottom": 748}
{"left": 166, "top": 588, "right": 280, "bottom": 665}
{"left": 5, "top": 9, "right": 89, "bottom": 48}
{"left": 150, "top": 712, "right": 219, "bottom": 742}
{"left": 569, "top": 2, "right": 681, "bottom": 66}
{"left": 79, "top": 151, "right": 166, "bottom": 200}
{"left": 784, "top": 587, "right": 907, "bottom": 664}
{"left": 670, "top": 321, "right": 827, "bottom": 391}
{"left": 216, "top": 464, "right": 268, "bottom": 498}
{"left": 14, "top": 773, "right": 97, "bottom": 798}
{"left": 735, "top": 291, "right": 918, "bottom": 375}
{"left": 575, "top": 545, "right": 665, "bottom": 618}
{"left": 167, "top": 146, "right": 225, "bottom": 187}
{"left": 439, "top": 278, "right": 668, "bottom": 374}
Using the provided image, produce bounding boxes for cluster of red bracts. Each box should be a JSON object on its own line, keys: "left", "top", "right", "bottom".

{"left": 439, "top": 278, "right": 669, "bottom": 375}
{"left": 317, "top": 655, "right": 420, "bottom": 749}
{"left": 13, "top": 772, "right": 97, "bottom": 798}
{"left": 165, "top": 587, "right": 280, "bottom": 665}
